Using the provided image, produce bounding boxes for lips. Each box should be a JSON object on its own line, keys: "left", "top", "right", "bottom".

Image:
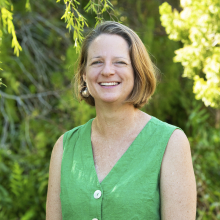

{"left": 99, "top": 82, "right": 120, "bottom": 86}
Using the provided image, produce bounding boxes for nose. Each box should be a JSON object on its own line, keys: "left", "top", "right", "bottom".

{"left": 101, "top": 62, "right": 115, "bottom": 77}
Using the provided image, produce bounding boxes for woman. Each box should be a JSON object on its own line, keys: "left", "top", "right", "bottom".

{"left": 46, "top": 21, "right": 197, "bottom": 220}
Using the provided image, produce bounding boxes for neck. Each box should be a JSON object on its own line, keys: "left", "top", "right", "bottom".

{"left": 93, "top": 102, "right": 140, "bottom": 137}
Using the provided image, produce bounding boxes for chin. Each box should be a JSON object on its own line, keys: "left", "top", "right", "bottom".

{"left": 92, "top": 93, "right": 128, "bottom": 105}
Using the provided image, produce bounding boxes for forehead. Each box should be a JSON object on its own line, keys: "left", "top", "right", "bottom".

{"left": 87, "top": 34, "right": 130, "bottom": 58}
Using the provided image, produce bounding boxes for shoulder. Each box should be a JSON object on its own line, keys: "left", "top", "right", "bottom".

{"left": 160, "top": 129, "right": 197, "bottom": 219}
{"left": 147, "top": 117, "right": 182, "bottom": 149}
{"left": 161, "top": 129, "right": 193, "bottom": 181}
{"left": 48, "top": 134, "right": 64, "bottom": 182}
{"left": 50, "top": 134, "right": 65, "bottom": 172}
{"left": 63, "top": 125, "right": 81, "bottom": 144}
{"left": 166, "top": 129, "right": 190, "bottom": 156}
{"left": 162, "top": 129, "right": 193, "bottom": 172}
{"left": 150, "top": 116, "right": 178, "bottom": 131}
{"left": 63, "top": 121, "right": 92, "bottom": 146}
{"left": 51, "top": 134, "right": 64, "bottom": 161}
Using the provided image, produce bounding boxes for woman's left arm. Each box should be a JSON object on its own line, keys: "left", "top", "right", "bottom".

{"left": 160, "top": 129, "right": 197, "bottom": 220}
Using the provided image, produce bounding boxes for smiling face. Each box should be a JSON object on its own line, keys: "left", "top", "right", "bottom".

{"left": 84, "top": 34, "right": 134, "bottom": 106}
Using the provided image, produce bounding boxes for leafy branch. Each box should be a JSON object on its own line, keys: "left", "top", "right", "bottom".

{"left": 0, "top": 64, "right": 6, "bottom": 91}
{"left": 0, "top": 78, "right": 6, "bottom": 87}
{"left": 159, "top": 1, "right": 220, "bottom": 108}
{"left": 84, "top": 0, "right": 114, "bottom": 26}
{"left": 0, "top": 3, "right": 22, "bottom": 56}
{"left": 0, "top": 0, "right": 31, "bottom": 90}
{"left": 57, "top": 0, "right": 114, "bottom": 52}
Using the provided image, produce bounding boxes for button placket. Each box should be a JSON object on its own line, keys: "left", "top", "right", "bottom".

{"left": 92, "top": 187, "right": 103, "bottom": 220}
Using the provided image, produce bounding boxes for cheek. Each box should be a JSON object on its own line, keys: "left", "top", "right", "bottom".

{"left": 86, "top": 74, "right": 95, "bottom": 84}
{"left": 85, "top": 72, "right": 97, "bottom": 92}
{"left": 129, "top": 69, "right": 135, "bottom": 84}
{"left": 129, "top": 71, "right": 135, "bottom": 91}
{"left": 87, "top": 69, "right": 99, "bottom": 82}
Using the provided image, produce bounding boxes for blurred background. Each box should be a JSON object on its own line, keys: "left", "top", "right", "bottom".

{"left": 0, "top": 0, "right": 219, "bottom": 219}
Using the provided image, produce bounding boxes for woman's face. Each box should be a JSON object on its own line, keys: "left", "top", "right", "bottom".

{"left": 84, "top": 34, "right": 134, "bottom": 106}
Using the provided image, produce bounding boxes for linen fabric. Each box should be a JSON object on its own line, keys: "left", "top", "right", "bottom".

{"left": 60, "top": 116, "right": 180, "bottom": 220}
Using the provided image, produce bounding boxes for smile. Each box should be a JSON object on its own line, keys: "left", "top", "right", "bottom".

{"left": 99, "top": 82, "right": 120, "bottom": 86}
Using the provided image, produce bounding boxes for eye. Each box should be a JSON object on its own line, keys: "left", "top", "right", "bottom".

{"left": 115, "top": 61, "right": 127, "bottom": 65}
{"left": 91, "top": 61, "right": 103, "bottom": 65}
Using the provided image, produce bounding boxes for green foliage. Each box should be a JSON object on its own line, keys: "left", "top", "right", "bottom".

{"left": 0, "top": 148, "right": 49, "bottom": 219}
{"left": 0, "top": 78, "right": 6, "bottom": 87}
{"left": 57, "top": 0, "right": 114, "bottom": 53}
{"left": 0, "top": 73, "right": 6, "bottom": 97}
{"left": 59, "top": 0, "right": 88, "bottom": 53}
{"left": 0, "top": 0, "right": 31, "bottom": 94}
{"left": 159, "top": 0, "right": 220, "bottom": 108}
{"left": 84, "top": 0, "right": 114, "bottom": 25}
{"left": 0, "top": 1, "right": 22, "bottom": 56}
{"left": 25, "top": 0, "right": 31, "bottom": 12}
{"left": 187, "top": 101, "right": 220, "bottom": 219}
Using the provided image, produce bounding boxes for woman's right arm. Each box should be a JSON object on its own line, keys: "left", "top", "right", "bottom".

{"left": 46, "top": 134, "right": 64, "bottom": 220}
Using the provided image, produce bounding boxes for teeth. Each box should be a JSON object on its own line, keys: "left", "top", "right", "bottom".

{"left": 100, "top": 82, "right": 119, "bottom": 86}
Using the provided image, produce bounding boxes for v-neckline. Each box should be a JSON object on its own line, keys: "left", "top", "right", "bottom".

{"left": 86, "top": 116, "right": 155, "bottom": 186}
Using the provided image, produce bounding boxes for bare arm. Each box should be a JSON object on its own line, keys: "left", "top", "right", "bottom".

{"left": 46, "top": 135, "right": 64, "bottom": 220}
{"left": 160, "top": 129, "right": 197, "bottom": 220}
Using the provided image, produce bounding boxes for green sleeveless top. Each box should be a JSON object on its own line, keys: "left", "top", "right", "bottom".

{"left": 60, "top": 116, "right": 180, "bottom": 220}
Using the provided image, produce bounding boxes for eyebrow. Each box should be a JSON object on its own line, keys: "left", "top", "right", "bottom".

{"left": 90, "top": 56, "right": 101, "bottom": 60}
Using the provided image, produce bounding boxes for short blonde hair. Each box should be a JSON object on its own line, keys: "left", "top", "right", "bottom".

{"left": 75, "top": 21, "right": 157, "bottom": 108}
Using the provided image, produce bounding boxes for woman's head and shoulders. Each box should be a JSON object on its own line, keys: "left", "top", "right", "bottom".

{"left": 68, "top": 21, "right": 185, "bottom": 140}
{"left": 54, "top": 21, "right": 188, "bottom": 162}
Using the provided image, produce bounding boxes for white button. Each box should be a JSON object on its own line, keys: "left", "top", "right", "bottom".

{"left": 92, "top": 218, "right": 98, "bottom": 220}
{"left": 94, "top": 190, "right": 102, "bottom": 199}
